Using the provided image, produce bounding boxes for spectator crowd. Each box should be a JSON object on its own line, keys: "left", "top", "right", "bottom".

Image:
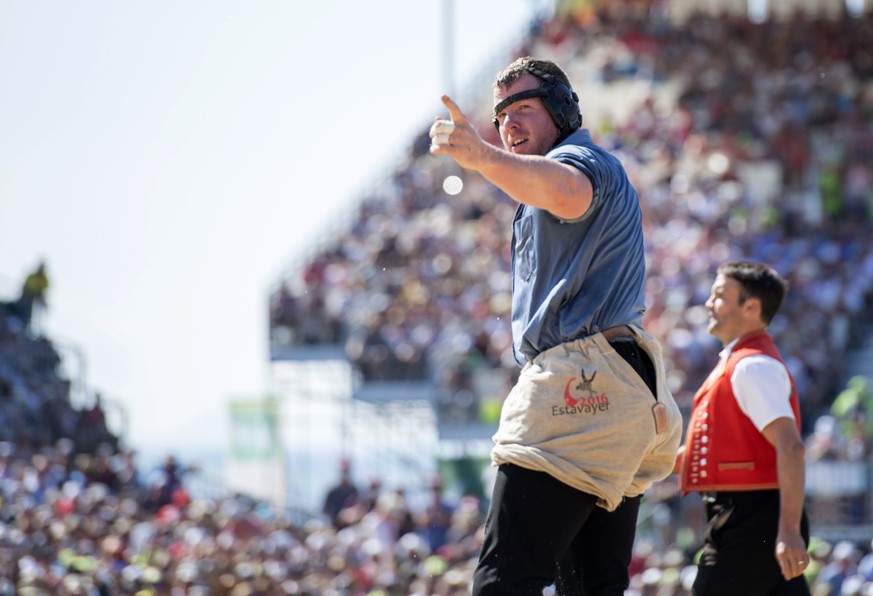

{"left": 270, "top": 3, "right": 873, "bottom": 448}
{"left": 4, "top": 2, "right": 873, "bottom": 595}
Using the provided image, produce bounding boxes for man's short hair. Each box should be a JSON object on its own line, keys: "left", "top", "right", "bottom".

{"left": 717, "top": 261, "right": 788, "bottom": 325}
{"left": 493, "top": 57, "right": 574, "bottom": 91}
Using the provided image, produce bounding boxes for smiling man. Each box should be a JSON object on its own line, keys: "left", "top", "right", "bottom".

{"left": 430, "top": 56, "right": 682, "bottom": 595}
{"left": 676, "top": 261, "right": 811, "bottom": 595}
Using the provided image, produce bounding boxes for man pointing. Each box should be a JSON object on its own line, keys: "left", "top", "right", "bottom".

{"left": 431, "top": 56, "right": 682, "bottom": 595}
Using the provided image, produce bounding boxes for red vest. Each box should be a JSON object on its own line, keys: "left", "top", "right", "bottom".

{"left": 679, "top": 331, "right": 801, "bottom": 493}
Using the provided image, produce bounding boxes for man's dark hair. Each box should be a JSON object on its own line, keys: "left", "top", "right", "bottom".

{"left": 718, "top": 261, "right": 788, "bottom": 325}
{"left": 493, "top": 56, "right": 573, "bottom": 90}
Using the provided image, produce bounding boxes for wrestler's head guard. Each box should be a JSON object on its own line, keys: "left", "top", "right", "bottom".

{"left": 492, "top": 64, "right": 582, "bottom": 143}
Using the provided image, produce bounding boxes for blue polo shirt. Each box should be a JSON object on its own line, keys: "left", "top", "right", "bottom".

{"left": 511, "top": 129, "right": 646, "bottom": 364}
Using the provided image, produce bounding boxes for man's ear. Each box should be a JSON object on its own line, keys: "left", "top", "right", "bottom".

{"left": 743, "top": 296, "right": 763, "bottom": 322}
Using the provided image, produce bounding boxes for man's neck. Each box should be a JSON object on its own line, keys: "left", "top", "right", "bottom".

{"left": 722, "top": 327, "right": 767, "bottom": 350}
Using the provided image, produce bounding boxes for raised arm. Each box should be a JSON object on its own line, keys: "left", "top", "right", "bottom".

{"left": 429, "top": 95, "right": 592, "bottom": 220}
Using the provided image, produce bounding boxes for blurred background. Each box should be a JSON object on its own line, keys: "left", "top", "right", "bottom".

{"left": 2, "top": 0, "right": 873, "bottom": 593}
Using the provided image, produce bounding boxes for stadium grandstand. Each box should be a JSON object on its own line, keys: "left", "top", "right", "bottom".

{"left": 3, "top": 0, "right": 873, "bottom": 593}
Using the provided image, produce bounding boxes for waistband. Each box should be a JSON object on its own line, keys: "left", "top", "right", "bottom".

{"left": 524, "top": 325, "right": 641, "bottom": 367}
{"left": 701, "top": 489, "right": 781, "bottom": 504}
{"left": 601, "top": 325, "right": 634, "bottom": 342}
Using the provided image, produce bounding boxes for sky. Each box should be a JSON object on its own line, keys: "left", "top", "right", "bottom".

{"left": 0, "top": 0, "right": 546, "bottom": 464}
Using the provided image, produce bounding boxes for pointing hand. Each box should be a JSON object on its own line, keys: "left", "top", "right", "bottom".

{"left": 429, "top": 95, "right": 488, "bottom": 170}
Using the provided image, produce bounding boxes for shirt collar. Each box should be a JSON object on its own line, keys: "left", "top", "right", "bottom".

{"left": 719, "top": 338, "right": 740, "bottom": 361}
{"left": 553, "top": 128, "right": 592, "bottom": 150}
{"left": 719, "top": 329, "right": 768, "bottom": 360}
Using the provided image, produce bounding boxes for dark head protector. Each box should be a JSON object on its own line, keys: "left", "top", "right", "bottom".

{"left": 492, "top": 65, "right": 582, "bottom": 143}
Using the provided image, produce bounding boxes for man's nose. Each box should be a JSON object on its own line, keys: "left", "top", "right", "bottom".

{"left": 502, "top": 112, "right": 519, "bottom": 129}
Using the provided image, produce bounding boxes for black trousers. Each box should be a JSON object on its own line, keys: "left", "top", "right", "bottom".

{"left": 471, "top": 338, "right": 657, "bottom": 595}
{"left": 692, "top": 490, "right": 811, "bottom": 596}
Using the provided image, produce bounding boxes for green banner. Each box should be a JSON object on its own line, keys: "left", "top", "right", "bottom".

{"left": 229, "top": 397, "right": 280, "bottom": 460}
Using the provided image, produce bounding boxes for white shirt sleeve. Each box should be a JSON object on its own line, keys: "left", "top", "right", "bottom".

{"left": 730, "top": 354, "right": 795, "bottom": 432}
